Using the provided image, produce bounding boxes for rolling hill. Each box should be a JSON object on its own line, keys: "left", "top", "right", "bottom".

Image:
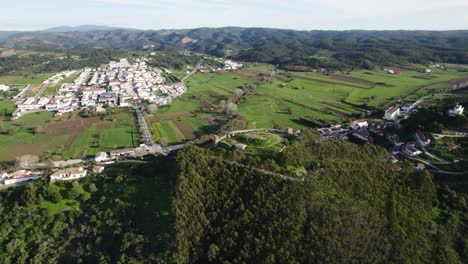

{"left": 1, "top": 27, "right": 468, "bottom": 69}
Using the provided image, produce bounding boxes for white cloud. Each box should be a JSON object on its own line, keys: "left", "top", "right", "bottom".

{"left": 315, "top": 0, "right": 468, "bottom": 17}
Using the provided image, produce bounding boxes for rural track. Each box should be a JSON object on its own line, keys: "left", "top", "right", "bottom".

{"left": 208, "top": 155, "right": 307, "bottom": 182}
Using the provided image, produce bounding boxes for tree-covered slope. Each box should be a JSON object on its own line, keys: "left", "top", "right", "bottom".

{"left": 174, "top": 132, "right": 466, "bottom": 264}
{"left": 2, "top": 28, "right": 468, "bottom": 69}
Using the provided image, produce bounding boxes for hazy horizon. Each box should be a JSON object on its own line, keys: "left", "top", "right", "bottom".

{"left": 2, "top": 0, "right": 468, "bottom": 31}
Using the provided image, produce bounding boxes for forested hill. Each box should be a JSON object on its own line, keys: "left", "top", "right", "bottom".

{"left": 0, "top": 132, "right": 466, "bottom": 262}
{"left": 175, "top": 131, "right": 467, "bottom": 264}
{"left": 2, "top": 28, "right": 468, "bottom": 69}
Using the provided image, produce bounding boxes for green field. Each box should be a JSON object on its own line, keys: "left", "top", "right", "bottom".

{"left": 0, "top": 73, "right": 54, "bottom": 85}
{"left": 0, "top": 109, "right": 140, "bottom": 161}
{"left": 64, "top": 111, "right": 140, "bottom": 159}
{"left": 344, "top": 68, "right": 467, "bottom": 106}
{"left": 155, "top": 65, "right": 468, "bottom": 132}
{"left": 0, "top": 101, "right": 15, "bottom": 115}
{"left": 0, "top": 111, "right": 69, "bottom": 161}
{"left": 149, "top": 121, "right": 182, "bottom": 145}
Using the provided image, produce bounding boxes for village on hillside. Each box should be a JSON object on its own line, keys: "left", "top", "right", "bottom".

{"left": 12, "top": 58, "right": 186, "bottom": 118}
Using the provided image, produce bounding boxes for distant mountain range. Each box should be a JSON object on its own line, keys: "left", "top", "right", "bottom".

{"left": 1, "top": 26, "right": 468, "bottom": 69}
{"left": 42, "top": 25, "right": 138, "bottom": 32}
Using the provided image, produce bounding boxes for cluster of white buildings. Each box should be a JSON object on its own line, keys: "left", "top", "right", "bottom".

{"left": 0, "top": 170, "right": 43, "bottom": 185}
{"left": 224, "top": 60, "right": 243, "bottom": 71}
{"left": 14, "top": 57, "right": 187, "bottom": 118}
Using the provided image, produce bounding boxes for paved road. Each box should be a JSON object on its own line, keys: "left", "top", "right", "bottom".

{"left": 34, "top": 83, "right": 49, "bottom": 98}
{"left": 135, "top": 108, "right": 154, "bottom": 146}
{"left": 429, "top": 170, "right": 467, "bottom": 176}
{"left": 13, "top": 84, "right": 31, "bottom": 100}
{"left": 181, "top": 64, "right": 200, "bottom": 84}
{"left": 418, "top": 145, "right": 450, "bottom": 164}
{"left": 162, "top": 144, "right": 185, "bottom": 154}
{"left": 432, "top": 132, "right": 468, "bottom": 139}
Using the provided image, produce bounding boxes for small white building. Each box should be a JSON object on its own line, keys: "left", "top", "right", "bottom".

{"left": 403, "top": 145, "right": 422, "bottom": 157}
{"left": 384, "top": 107, "right": 400, "bottom": 121}
{"left": 50, "top": 167, "right": 87, "bottom": 181}
{"left": 352, "top": 119, "right": 368, "bottom": 129}
{"left": 448, "top": 104, "right": 464, "bottom": 117}
{"left": 95, "top": 152, "right": 110, "bottom": 163}
{"left": 0, "top": 84, "right": 10, "bottom": 91}
{"left": 415, "top": 132, "right": 431, "bottom": 147}
{"left": 92, "top": 166, "right": 105, "bottom": 173}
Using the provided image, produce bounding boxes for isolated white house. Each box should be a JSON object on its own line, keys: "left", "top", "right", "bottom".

{"left": 448, "top": 104, "right": 464, "bottom": 117}
{"left": 0, "top": 84, "right": 10, "bottom": 91}
{"left": 95, "top": 152, "right": 110, "bottom": 163}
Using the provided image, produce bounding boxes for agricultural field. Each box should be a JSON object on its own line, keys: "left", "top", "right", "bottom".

{"left": 344, "top": 68, "right": 468, "bottom": 106}
{"left": 145, "top": 71, "right": 250, "bottom": 144}
{"left": 0, "top": 108, "right": 140, "bottom": 161}
{"left": 146, "top": 112, "right": 215, "bottom": 146}
{"left": 149, "top": 65, "right": 468, "bottom": 133}
{"left": 0, "top": 111, "right": 69, "bottom": 161}
{"left": 63, "top": 111, "right": 140, "bottom": 159}
{"left": 0, "top": 73, "right": 54, "bottom": 86}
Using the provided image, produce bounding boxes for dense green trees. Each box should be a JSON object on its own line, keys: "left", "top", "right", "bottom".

{"left": 0, "top": 159, "right": 175, "bottom": 263}
{"left": 0, "top": 132, "right": 466, "bottom": 263}
{"left": 4, "top": 29, "right": 468, "bottom": 70}
{"left": 174, "top": 132, "right": 466, "bottom": 263}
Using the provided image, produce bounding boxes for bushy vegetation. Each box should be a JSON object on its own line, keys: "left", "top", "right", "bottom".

{"left": 0, "top": 159, "right": 176, "bottom": 263}
{"left": 174, "top": 131, "right": 467, "bottom": 264}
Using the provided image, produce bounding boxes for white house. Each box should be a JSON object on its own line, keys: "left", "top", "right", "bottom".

{"left": 352, "top": 119, "right": 368, "bottom": 129}
{"left": 403, "top": 145, "right": 422, "bottom": 157}
{"left": 384, "top": 107, "right": 400, "bottom": 121}
{"left": 415, "top": 132, "right": 431, "bottom": 147}
{"left": 0, "top": 84, "right": 10, "bottom": 91}
{"left": 448, "top": 104, "right": 464, "bottom": 117}
{"left": 95, "top": 152, "right": 111, "bottom": 163}
{"left": 353, "top": 130, "right": 370, "bottom": 141}
{"left": 50, "top": 167, "right": 87, "bottom": 181}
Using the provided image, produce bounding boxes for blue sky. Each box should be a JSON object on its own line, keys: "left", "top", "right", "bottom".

{"left": 2, "top": 0, "right": 468, "bottom": 31}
